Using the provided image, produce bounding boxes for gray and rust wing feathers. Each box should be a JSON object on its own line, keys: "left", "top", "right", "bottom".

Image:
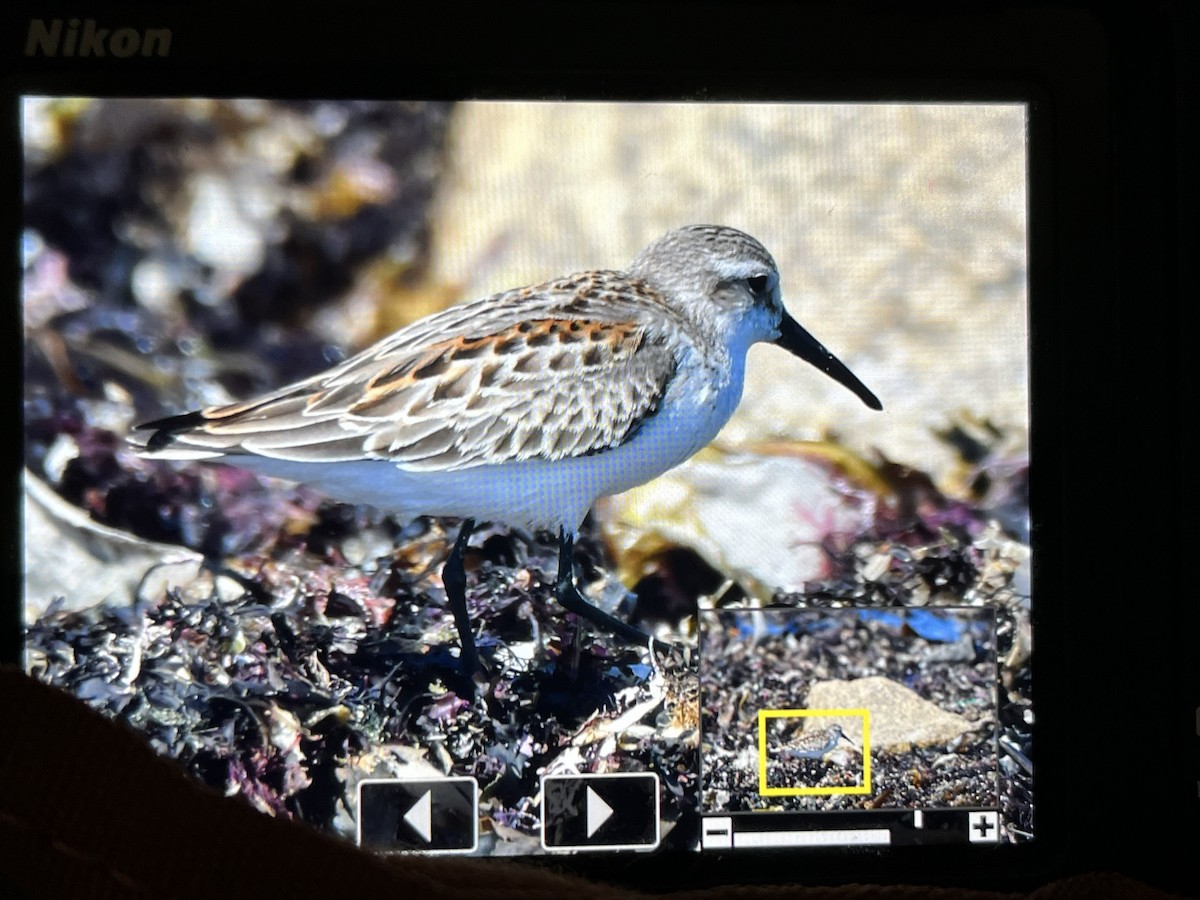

{"left": 137, "top": 273, "right": 681, "bottom": 470}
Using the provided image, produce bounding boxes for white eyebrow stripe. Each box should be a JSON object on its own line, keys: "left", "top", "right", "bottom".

{"left": 712, "top": 258, "right": 777, "bottom": 283}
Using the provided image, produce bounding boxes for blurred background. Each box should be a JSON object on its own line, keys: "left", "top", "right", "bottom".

{"left": 22, "top": 97, "right": 1030, "bottom": 605}
{"left": 23, "top": 98, "right": 1028, "bottom": 475}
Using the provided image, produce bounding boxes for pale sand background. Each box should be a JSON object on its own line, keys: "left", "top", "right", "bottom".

{"left": 426, "top": 103, "right": 1028, "bottom": 483}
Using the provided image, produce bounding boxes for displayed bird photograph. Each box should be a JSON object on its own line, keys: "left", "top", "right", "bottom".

{"left": 21, "top": 99, "right": 1031, "bottom": 853}
{"left": 699, "top": 608, "right": 999, "bottom": 815}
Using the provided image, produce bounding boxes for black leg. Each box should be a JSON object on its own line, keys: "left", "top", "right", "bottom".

{"left": 554, "top": 528, "right": 658, "bottom": 646}
{"left": 442, "top": 517, "right": 480, "bottom": 677}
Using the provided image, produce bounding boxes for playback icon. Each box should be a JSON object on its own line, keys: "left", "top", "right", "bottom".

{"left": 541, "top": 772, "right": 660, "bottom": 851}
{"left": 357, "top": 777, "right": 478, "bottom": 853}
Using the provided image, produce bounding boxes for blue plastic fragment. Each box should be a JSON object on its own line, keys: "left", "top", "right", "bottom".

{"left": 857, "top": 609, "right": 904, "bottom": 628}
{"left": 905, "top": 609, "right": 963, "bottom": 642}
{"left": 857, "top": 608, "right": 964, "bottom": 642}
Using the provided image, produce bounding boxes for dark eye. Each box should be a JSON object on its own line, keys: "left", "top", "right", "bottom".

{"left": 747, "top": 274, "right": 771, "bottom": 295}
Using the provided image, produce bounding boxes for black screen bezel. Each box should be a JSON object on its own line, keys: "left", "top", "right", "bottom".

{"left": 2, "top": 2, "right": 1189, "bottom": 893}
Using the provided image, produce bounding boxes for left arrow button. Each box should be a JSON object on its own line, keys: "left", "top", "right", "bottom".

{"left": 357, "top": 777, "right": 478, "bottom": 853}
{"left": 404, "top": 790, "right": 433, "bottom": 843}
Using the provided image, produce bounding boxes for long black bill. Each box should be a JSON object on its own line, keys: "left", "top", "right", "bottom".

{"left": 775, "top": 312, "right": 882, "bottom": 410}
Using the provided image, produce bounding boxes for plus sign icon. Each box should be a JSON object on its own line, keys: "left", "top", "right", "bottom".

{"left": 967, "top": 811, "right": 1000, "bottom": 843}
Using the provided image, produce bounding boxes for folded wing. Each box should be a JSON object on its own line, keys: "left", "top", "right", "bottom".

{"left": 139, "top": 278, "right": 679, "bottom": 471}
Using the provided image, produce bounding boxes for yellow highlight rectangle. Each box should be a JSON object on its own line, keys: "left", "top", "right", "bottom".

{"left": 758, "top": 708, "right": 872, "bottom": 797}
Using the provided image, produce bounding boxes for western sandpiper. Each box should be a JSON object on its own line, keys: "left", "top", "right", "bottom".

{"left": 137, "top": 225, "right": 881, "bottom": 677}
{"left": 777, "top": 724, "right": 853, "bottom": 761}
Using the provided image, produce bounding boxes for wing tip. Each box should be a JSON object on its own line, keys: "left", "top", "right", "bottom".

{"left": 135, "top": 410, "right": 209, "bottom": 451}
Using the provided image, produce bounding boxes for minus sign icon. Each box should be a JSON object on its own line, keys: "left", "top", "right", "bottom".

{"left": 708, "top": 829, "right": 729, "bottom": 836}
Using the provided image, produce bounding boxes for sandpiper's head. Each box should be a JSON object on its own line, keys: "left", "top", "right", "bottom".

{"left": 629, "top": 225, "right": 782, "bottom": 322}
{"left": 630, "top": 225, "right": 882, "bottom": 411}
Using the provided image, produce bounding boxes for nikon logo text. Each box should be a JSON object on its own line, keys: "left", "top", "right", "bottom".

{"left": 25, "top": 18, "right": 172, "bottom": 58}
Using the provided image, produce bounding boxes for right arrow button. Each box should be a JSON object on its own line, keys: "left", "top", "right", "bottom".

{"left": 585, "top": 786, "right": 614, "bottom": 838}
{"left": 541, "top": 773, "right": 660, "bottom": 852}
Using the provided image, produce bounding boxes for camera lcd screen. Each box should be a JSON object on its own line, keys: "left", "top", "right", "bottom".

{"left": 20, "top": 98, "right": 1031, "bottom": 858}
